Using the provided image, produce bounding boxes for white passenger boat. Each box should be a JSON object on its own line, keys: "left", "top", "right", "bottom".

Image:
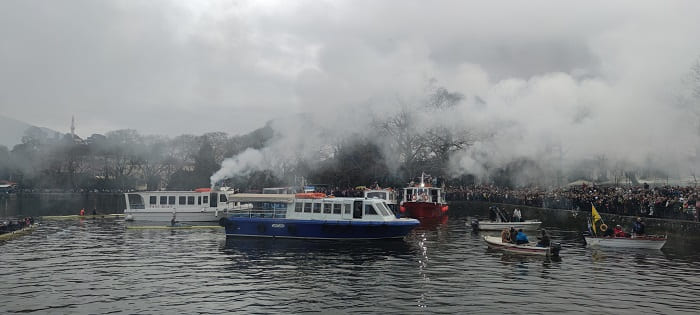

{"left": 123, "top": 187, "right": 251, "bottom": 222}
{"left": 483, "top": 235, "right": 561, "bottom": 257}
{"left": 584, "top": 235, "right": 667, "bottom": 249}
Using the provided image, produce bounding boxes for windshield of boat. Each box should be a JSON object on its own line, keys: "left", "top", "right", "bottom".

{"left": 374, "top": 202, "right": 391, "bottom": 216}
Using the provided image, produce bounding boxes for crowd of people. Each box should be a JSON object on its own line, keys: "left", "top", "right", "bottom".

{"left": 445, "top": 183, "right": 699, "bottom": 221}
{"left": 286, "top": 182, "right": 698, "bottom": 222}
{"left": 0, "top": 217, "right": 35, "bottom": 235}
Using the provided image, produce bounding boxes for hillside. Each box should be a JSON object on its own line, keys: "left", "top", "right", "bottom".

{"left": 0, "top": 115, "right": 61, "bottom": 148}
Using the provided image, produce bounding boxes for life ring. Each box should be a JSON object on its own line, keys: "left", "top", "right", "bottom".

{"left": 412, "top": 195, "right": 417, "bottom": 201}
{"left": 422, "top": 194, "right": 429, "bottom": 202}
{"left": 600, "top": 223, "right": 608, "bottom": 232}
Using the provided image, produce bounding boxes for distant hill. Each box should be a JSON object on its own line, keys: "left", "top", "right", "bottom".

{"left": 0, "top": 115, "right": 61, "bottom": 148}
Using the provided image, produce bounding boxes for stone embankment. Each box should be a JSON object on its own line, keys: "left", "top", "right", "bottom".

{"left": 451, "top": 200, "right": 700, "bottom": 238}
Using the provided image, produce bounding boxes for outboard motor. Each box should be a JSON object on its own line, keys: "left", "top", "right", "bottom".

{"left": 550, "top": 242, "right": 562, "bottom": 256}
{"left": 470, "top": 218, "right": 479, "bottom": 232}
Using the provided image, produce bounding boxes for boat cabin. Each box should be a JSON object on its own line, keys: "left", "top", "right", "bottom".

{"left": 363, "top": 189, "right": 398, "bottom": 214}
{"left": 125, "top": 189, "right": 237, "bottom": 211}
{"left": 402, "top": 186, "right": 445, "bottom": 204}
{"left": 227, "top": 193, "right": 397, "bottom": 221}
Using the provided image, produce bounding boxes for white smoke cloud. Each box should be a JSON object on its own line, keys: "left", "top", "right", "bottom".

{"left": 2, "top": 1, "right": 699, "bottom": 184}
{"left": 210, "top": 148, "right": 266, "bottom": 185}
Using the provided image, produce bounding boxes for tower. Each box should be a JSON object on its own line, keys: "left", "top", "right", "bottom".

{"left": 71, "top": 115, "right": 75, "bottom": 139}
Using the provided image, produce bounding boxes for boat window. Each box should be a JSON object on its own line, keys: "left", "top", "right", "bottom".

{"left": 160, "top": 196, "right": 167, "bottom": 205}
{"left": 333, "top": 204, "right": 342, "bottom": 214}
{"left": 187, "top": 196, "right": 195, "bottom": 205}
{"left": 344, "top": 204, "right": 351, "bottom": 214}
{"left": 295, "top": 203, "right": 302, "bottom": 212}
{"left": 127, "top": 194, "right": 145, "bottom": 209}
{"left": 210, "top": 193, "right": 217, "bottom": 207}
{"left": 382, "top": 202, "right": 395, "bottom": 215}
{"left": 220, "top": 194, "right": 227, "bottom": 203}
{"left": 198, "top": 196, "right": 201, "bottom": 205}
{"left": 353, "top": 201, "right": 363, "bottom": 219}
{"left": 375, "top": 203, "right": 390, "bottom": 216}
{"left": 364, "top": 204, "right": 378, "bottom": 215}
{"left": 323, "top": 203, "right": 332, "bottom": 214}
{"left": 313, "top": 203, "right": 321, "bottom": 213}
{"left": 303, "top": 203, "right": 312, "bottom": 213}
{"left": 203, "top": 196, "right": 209, "bottom": 204}
{"left": 366, "top": 192, "right": 387, "bottom": 199}
{"left": 168, "top": 196, "right": 176, "bottom": 205}
{"left": 179, "top": 196, "right": 186, "bottom": 205}
{"left": 149, "top": 196, "right": 157, "bottom": 205}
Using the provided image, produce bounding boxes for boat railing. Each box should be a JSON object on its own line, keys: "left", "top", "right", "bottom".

{"left": 228, "top": 208, "right": 287, "bottom": 219}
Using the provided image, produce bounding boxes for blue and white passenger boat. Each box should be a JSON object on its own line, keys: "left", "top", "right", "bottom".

{"left": 219, "top": 193, "right": 420, "bottom": 239}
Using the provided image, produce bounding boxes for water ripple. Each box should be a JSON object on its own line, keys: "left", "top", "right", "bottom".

{"left": 1, "top": 218, "right": 700, "bottom": 313}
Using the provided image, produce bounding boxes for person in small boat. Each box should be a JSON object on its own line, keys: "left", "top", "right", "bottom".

{"left": 80, "top": 208, "right": 85, "bottom": 216}
{"left": 515, "top": 229, "right": 529, "bottom": 245}
{"left": 501, "top": 228, "right": 511, "bottom": 243}
{"left": 613, "top": 224, "right": 626, "bottom": 237}
{"left": 509, "top": 227, "right": 518, "bottom": 244}
{"left": 171, "top": 213, "right": 177, "bottom": 227}
{"left": 536, "top": 229, "right": 551, "bottom": 247}
{"left": 632, "top": 217, "right": 645, "bottom": 235}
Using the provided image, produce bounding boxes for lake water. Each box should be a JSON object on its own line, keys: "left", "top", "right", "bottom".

{"left": 2, "top": 209, "right": 700, "bottom": 314}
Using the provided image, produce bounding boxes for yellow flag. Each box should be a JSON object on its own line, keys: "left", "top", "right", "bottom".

{"left": 592, "top": 204, "right": 601, "bottom": 234}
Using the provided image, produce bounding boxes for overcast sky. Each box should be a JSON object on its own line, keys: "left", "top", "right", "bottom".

{"left": 2, "top": 1, "right": 700, "bottom": 179}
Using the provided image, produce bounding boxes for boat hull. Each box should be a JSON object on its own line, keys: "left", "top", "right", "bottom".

{"left": 474, "top": 220, "right": 542, "bottom": 231}
{"left": 222, "top": 218, "right": 419, "bottom": 240}
{"left": 483, "top": 235, "right": 552, "bottom": 256}
{"left": 124, "top": 208, "right": 226, "bottom": 222}
{"left": 0, "top": 223, "right": 39, "bottom": 241}
{"left": 402, "top": 202, "right": 446, "bottom": 219}
{"left": 584, "top": 236, "right": 667, "bottom": 249}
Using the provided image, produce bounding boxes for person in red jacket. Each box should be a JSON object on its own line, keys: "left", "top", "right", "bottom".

{"left": 613, "top": 224, "right": 626, "bottom": 237}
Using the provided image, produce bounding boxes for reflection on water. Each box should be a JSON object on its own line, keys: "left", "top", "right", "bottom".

{"left": 1, "top": 215, "right": 700, "bottom": 314}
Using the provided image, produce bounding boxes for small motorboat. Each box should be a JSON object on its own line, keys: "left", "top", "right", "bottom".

{"left": 471, "top": 219, "right": 542, "bottom": 231}
{"left": 483, "top": 235, "right": 561, "bottom": 257}
{"left": 584, "top": 235, "right": 667, "bottom": 250}
{"left": 0, "top": 223, "right": 39, "bottom": 241}
{"left": 470, "top": 206, "right": 541, "bottom": 231}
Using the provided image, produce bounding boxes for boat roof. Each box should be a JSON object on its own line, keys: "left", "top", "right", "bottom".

{"left": 228, "top": 193, "right": 296, "bottom": 202}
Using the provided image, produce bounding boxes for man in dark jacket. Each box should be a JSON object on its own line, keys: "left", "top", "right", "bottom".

{"left": 632, "top": 217, "right": 645, "bottom": 235}
{"left": 537, "top": 229, "right": 551, "bottom": 247}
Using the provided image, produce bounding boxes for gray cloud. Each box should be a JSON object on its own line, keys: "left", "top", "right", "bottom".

{"left": 2, "top": 0, "right": 700, "bottom": 181}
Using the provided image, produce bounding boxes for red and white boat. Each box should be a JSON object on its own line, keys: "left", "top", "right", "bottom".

{"left": 399, "top": 173, "right": 448, "bottom": 219}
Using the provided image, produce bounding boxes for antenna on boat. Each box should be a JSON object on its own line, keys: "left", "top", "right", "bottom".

{"left": 420, "top": 172, "right": 425, "bottom": 188}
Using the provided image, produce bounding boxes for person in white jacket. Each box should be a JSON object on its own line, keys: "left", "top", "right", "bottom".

{"left": 513, "top": 208, "right": 522, "bottom": 222}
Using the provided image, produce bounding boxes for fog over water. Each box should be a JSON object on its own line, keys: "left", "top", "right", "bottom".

{"left": 2, "top": 1, "right": 699, "bottom": 183}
